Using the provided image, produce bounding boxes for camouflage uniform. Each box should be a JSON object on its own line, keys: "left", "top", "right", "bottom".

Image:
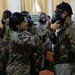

{"left": 28, "top": 25, "right": 41, "bottom": 35}
{"left": 0, "top": 28, "right": 5, "bottom": 75}
{"left": 6, "top": 29, "right": 51, "bottom": 75}
{"left": 0, "top": 37, "right": 4, "bottom": 75}
{"left": 37, "top": 24, "right": 53, "bottom": 71}
{"left": 54, "top": 22, "right": 75, "bottom": 75}
{"left": 3, "top": 25, "right": 11, "bottom": 63}
{"left": 28, "top": 26, "right": 42, "bottom": 75}
{"left": 29, "top": 25, "right": 53, "bottom": 73}
{"left": 2, "top": 25, "right": 12, "bottom": 75}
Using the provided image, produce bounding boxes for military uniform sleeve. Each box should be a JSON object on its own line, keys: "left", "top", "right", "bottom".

{"left": 66, "top": 25, "right": 75, "bottom": 50}
{"left": 11, "top": 30, "right": 52, "bottom": 47}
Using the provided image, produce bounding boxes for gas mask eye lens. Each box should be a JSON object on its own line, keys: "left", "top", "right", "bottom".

{"left": 51, "top": 8, "right": 64, "bottom": 26}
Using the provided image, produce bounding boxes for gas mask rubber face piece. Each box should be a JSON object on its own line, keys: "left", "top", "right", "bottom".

{"left": 51, "top": 8, "right": 65, "bottom": 26}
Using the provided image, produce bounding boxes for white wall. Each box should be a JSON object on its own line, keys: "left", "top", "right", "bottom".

{"left": 48, "top": 0, "right": 52, "bottom": 18}
{"left": 70, "top": 0, "right": 75, "bottom": 14}
{"left": 8, "top": 0, "right": 53, "bottom": 17}
{"left": 48, "top": 0, "right": 75, "bottom": 17}
{"left": 7, "top": 0, "right": 75, "bottom": 16}
{"left": 8, "top": 0, "right": 21, "bottom": 13}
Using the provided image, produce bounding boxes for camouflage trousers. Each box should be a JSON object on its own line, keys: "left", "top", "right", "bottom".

{"left": 54, "top": 63, "right": 75, "bottom": 75}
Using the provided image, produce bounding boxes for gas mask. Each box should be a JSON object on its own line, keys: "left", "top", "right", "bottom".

{"left": 51, "top": 8, "right": 69, "bottom": 26}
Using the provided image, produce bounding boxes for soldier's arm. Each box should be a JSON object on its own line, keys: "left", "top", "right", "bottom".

{"left": 11, "top": 30, "right": 52, "bottom": 47}
{"left": 66, "top": 25, "right": 75, "bottom": 54}
{"left": 0, "top": 38, "right": 3, "bottom": 56}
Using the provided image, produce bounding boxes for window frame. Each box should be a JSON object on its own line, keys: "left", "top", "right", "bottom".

{"left": 33, "top": 0, "right": 41, "bottom": 14}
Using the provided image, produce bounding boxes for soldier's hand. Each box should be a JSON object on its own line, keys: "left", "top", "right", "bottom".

{"left": 50, "top": 20, "right": 61, "bottom": 31}
{"left": 44, "top": 19, "right": 51, "bottom": 30}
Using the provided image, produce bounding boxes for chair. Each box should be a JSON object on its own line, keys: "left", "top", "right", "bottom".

{"left": 39, "top": 51, "right": 54, "bottom": 75}
{"left": 46, "top": 51, "right": 54, "bottom": 63}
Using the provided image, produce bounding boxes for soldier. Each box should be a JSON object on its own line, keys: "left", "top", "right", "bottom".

{"left": 5, "top": 12, "right": 56, "bottom": 75}
{"left": 0, "top": 10, "right": 12, "bottom": 75}
{"left": 45, "top": 1, "right": 75, "bottom": 75}
{"left": 37, "top": 12, "right": 47, "bottom": 31}
{"left": 21, "top": 11, "right": 42, "bottom": 75}
{"left": 21, "top": 11, "right": 53, "bottom": 74}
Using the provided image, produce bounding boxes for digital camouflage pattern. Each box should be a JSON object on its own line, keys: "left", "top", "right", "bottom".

{"left": 6, "top": 29, "right": 51, "bottom": 75}
{"left": 54, "top": 22, "right": 75, "bottom": 74}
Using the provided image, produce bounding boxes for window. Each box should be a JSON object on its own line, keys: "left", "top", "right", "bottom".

{"left": 33, "top": 0, "right": 41, "bottom": 13}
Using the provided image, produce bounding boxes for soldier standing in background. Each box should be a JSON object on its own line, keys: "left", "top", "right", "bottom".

{"left": 37, "top": 12, "right": 47, "bottom": 31}
{"left": 0, "top": 10, "right": 12, "bottom": 75}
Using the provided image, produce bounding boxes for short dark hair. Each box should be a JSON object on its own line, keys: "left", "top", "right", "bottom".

{"left": 21, "top": 11, "right": 29, "bottom": 18}
{"left": 56, "top": 2, "right": 73, "bottom": 16}
{"left": 3, "top": 10, "right": 12, "bottom": 19}
{"left": 9, "top": 12, "right": 25, "bottom": 31}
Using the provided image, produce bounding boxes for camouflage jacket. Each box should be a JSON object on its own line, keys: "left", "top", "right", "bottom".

{"left": 54, "top": 22, "right": 75, "bottom": 64}
{"left": 28, "top": 26, "right": 52, "bottom": 70}
{"left": 28, "top": 25, "right": 41, "bottom": 35}
{"left": 0, "top": 25, "right": 11, "bottom": 75}
{"left": 3, "top": 25, "right": 10, "bottom": 52}
{"left": 0, "top": 29, "right": 4, "bottom": 74}
{"left": 6, "top": 29, "right": 51, "bottom": 75}
{"left": 2, "top": 25, "right": 12, "bottom": 61}
{"left": 0, "top": 37, "right": 3, "bottom": 73}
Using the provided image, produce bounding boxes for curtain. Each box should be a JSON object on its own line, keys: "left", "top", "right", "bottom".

{"left": 21, "top": 0, "right": 34, "bottom": 15}
{"left": 0, "top": 0, "right": 8, "bottom": 28}
{"left": 52, "top": 0, "right": 70, "bottom": 14}
{"left": 37, "top": 0, "right": 48, "bottom": 14}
